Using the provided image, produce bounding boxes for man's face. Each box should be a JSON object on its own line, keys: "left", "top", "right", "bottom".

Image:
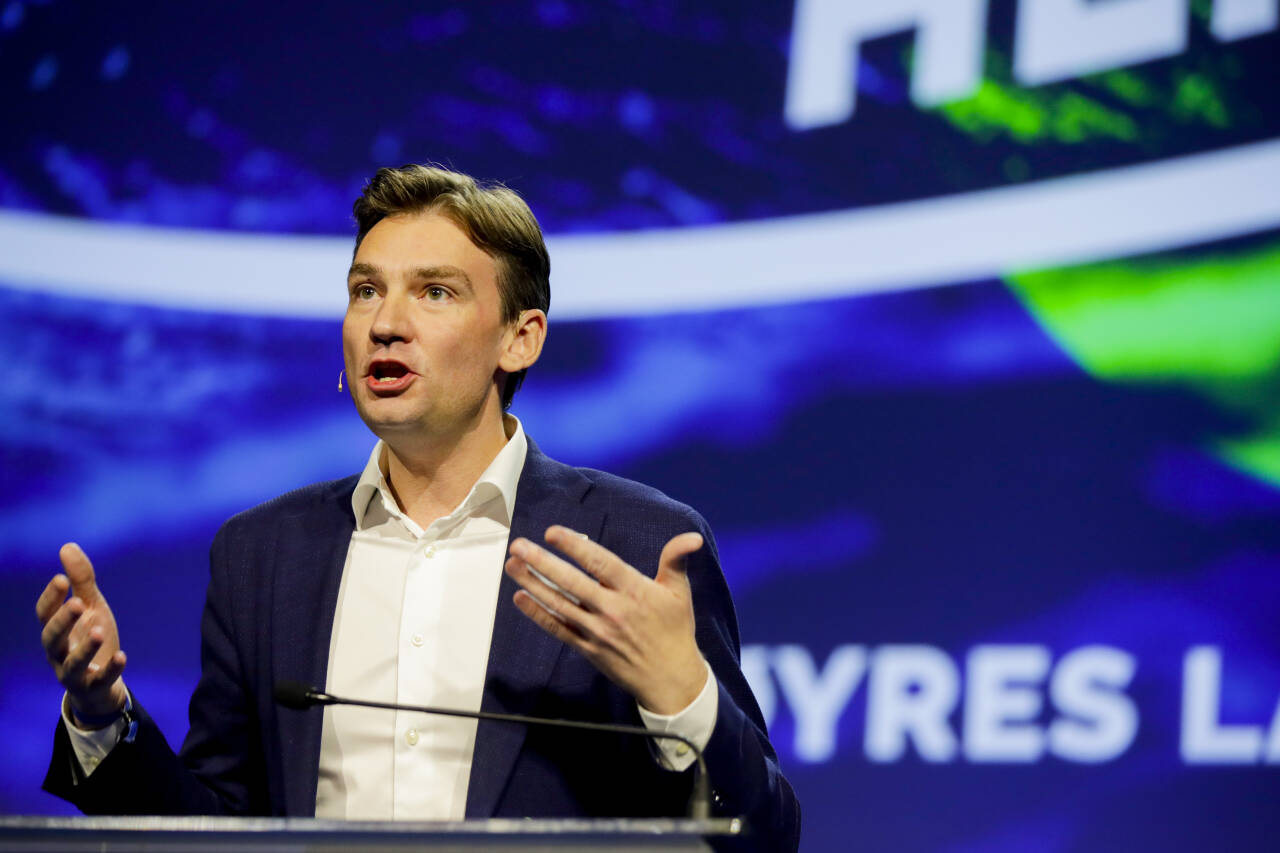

{"left": 342, "top": 211, "right": 513, "bottom": 442}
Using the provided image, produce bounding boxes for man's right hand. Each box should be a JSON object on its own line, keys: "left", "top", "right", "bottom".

{"left": 36, "top": 543, "right": 128, "bottom": 725}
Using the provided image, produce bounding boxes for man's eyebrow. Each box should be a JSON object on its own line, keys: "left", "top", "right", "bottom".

{"left": 410, "top": 265, "right": 473, "bottom": 291}
{"left": 347, "top": 262, "right": 382, "bottom": 280}
{"left": 346, "top": 263, "right": 473, "bottom": 292}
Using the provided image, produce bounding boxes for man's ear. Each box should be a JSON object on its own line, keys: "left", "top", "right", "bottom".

{"left": 498, "top": 309, "right": 547, "bottom": 373}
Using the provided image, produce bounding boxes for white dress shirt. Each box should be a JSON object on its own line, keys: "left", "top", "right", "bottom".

{"left": 314, "top": 421, "right": 525, "bottom": 819}
{"left": 65, "top": 416, "right": 717, "bottom": 816}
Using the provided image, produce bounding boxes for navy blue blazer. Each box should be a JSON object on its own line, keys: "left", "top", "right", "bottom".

{"left": 46, "top": 441, "right": 799, "bottom": 850}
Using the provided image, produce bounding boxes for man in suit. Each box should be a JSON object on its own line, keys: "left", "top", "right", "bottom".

{"left": 37, "top": 165, "right": 800, "bottom": 850}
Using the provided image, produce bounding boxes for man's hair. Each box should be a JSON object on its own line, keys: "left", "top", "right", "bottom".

{"left": 352, "top": 164, "right": 551, "bottom": 409}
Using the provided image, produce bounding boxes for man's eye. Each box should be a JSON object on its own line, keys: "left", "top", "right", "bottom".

{"left": 426, "top": 286, "right": 448, "bottom": 301}
{"left": 354, "top": 284, "right": 377, "bottom": 300}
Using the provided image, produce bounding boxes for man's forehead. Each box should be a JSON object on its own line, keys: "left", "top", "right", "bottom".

{"left": 351, "top": 213, "right": 495, "bottom": 283}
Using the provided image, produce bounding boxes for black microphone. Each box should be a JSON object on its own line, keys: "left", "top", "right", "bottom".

{"left": 273, "top": 680, "right": 713, "bottom": 819}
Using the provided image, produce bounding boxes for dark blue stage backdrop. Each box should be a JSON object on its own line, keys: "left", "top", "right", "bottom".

{"left": 3, "top": 2, "right": 1279, "bottom": 850}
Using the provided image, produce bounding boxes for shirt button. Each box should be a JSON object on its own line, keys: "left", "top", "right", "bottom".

{"left": 423, "top": 544, "right": 436, "bottom": 558}
{"left": 410, "top": 633, "right": 425, "bottom": 647}
{"left": 405, "top": 728, "right": 419, "bottom": 746}
{"left": 675, "top": 743, "right": 690, "bottom": 757}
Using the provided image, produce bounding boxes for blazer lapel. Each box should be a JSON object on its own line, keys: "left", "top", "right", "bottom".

{"left": 269, "top": 478, "right": 356, "bottom": 817}
{"left": 465, "top": 441, "right": 604, "bottom": 817}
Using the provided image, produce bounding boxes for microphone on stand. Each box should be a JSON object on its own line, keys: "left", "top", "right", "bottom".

{"left": 273, "top": 680, "right": 713, "bottom": 820}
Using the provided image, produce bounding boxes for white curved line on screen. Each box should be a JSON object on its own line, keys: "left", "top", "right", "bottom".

{"left": 1, "top": 139, "right": 1278, "bottom": 319}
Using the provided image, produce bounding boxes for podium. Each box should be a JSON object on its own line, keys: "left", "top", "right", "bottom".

{"left": 0, "top": 815, "right": 743, "bottom": 851}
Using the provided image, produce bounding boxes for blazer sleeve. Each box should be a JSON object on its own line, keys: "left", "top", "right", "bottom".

{"left": 681, "top": 512, "right": 802, "bottom": 853}
{"left": 42, "top": 521, "right": 268, "bottom": 815}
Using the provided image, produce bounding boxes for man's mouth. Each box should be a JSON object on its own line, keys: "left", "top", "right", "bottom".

{"left": 370, "top": 361, "right": 409, "bottom": 383}
{"left": 365, "top": 360, "right": 415, "bottom": 393}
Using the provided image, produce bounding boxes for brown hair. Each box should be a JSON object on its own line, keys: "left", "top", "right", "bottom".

{"left": 352, "top": 164, "right": 551, "bottom": 408}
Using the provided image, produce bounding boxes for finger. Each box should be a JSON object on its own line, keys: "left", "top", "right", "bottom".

{"left": 542, "top": 526, "right": 632, "bottom": 588}
{"left": 36, "top": 574, "right": 70, "bottom": 624}
{"left": 41, "top": 598, "right": 86, "bottom": 663}
{"left": 512, "top": 589, "right": 593, "bottom": 652}
{"left": 59, "top": 543, "right": 101, "bottom": 605}
{"left": 504, "top": 555, "right": 601, "bottom": 635}
{"left": 61, "top": 626, "right": 106, "bottom": 684}
{"left": 84, "top": 632, "right": 127, "bottom": 686}
{"left": 655, "top": 532, "right": 705, "bottom": 588}
{"left": 87, "top": 650, "right": 127, "bottom": 689}
{"left": 509, "top": 538, "right": 603, "bottom": 606}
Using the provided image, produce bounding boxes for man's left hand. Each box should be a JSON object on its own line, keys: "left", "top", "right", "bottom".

{"left": 505, "top": 526, "right": 708, "bottom": 715}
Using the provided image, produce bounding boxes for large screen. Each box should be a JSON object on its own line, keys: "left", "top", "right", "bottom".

{"left": 3, "top": 2, "right": 1279, "bottom": 850}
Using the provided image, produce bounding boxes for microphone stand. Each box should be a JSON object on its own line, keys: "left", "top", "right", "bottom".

{"left": 275, "top": 681, "right": 713, "bottom": 820}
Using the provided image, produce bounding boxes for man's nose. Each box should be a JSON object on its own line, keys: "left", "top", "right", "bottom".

{"left": 370, "top": 290, "right": 412, "bottom": 344}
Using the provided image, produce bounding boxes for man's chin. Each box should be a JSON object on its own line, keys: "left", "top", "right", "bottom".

{"left": 352, "top": 403, "right": 428, "bottom": 439}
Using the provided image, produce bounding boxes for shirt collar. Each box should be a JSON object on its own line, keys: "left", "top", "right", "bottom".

{"left": 351, "top": 415, "right": 528, "bottom": 533}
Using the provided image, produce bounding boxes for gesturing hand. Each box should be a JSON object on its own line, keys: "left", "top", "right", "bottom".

{"left": 35, "top": 543, "right": 128, "bottom": 723}
{"left": 505, "top": 526, "right": 708, "bottom": 715}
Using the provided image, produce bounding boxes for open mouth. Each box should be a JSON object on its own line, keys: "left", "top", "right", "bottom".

{"left": 365, "top": 360, "right": 415, "bottom": 393}
{"left": 370, "top": 361, "right": 410, "bottom": 383}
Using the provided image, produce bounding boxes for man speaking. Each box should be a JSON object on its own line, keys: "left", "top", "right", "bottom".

{"left": 36, "top": 164, "right": 799, "bottom": 850}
